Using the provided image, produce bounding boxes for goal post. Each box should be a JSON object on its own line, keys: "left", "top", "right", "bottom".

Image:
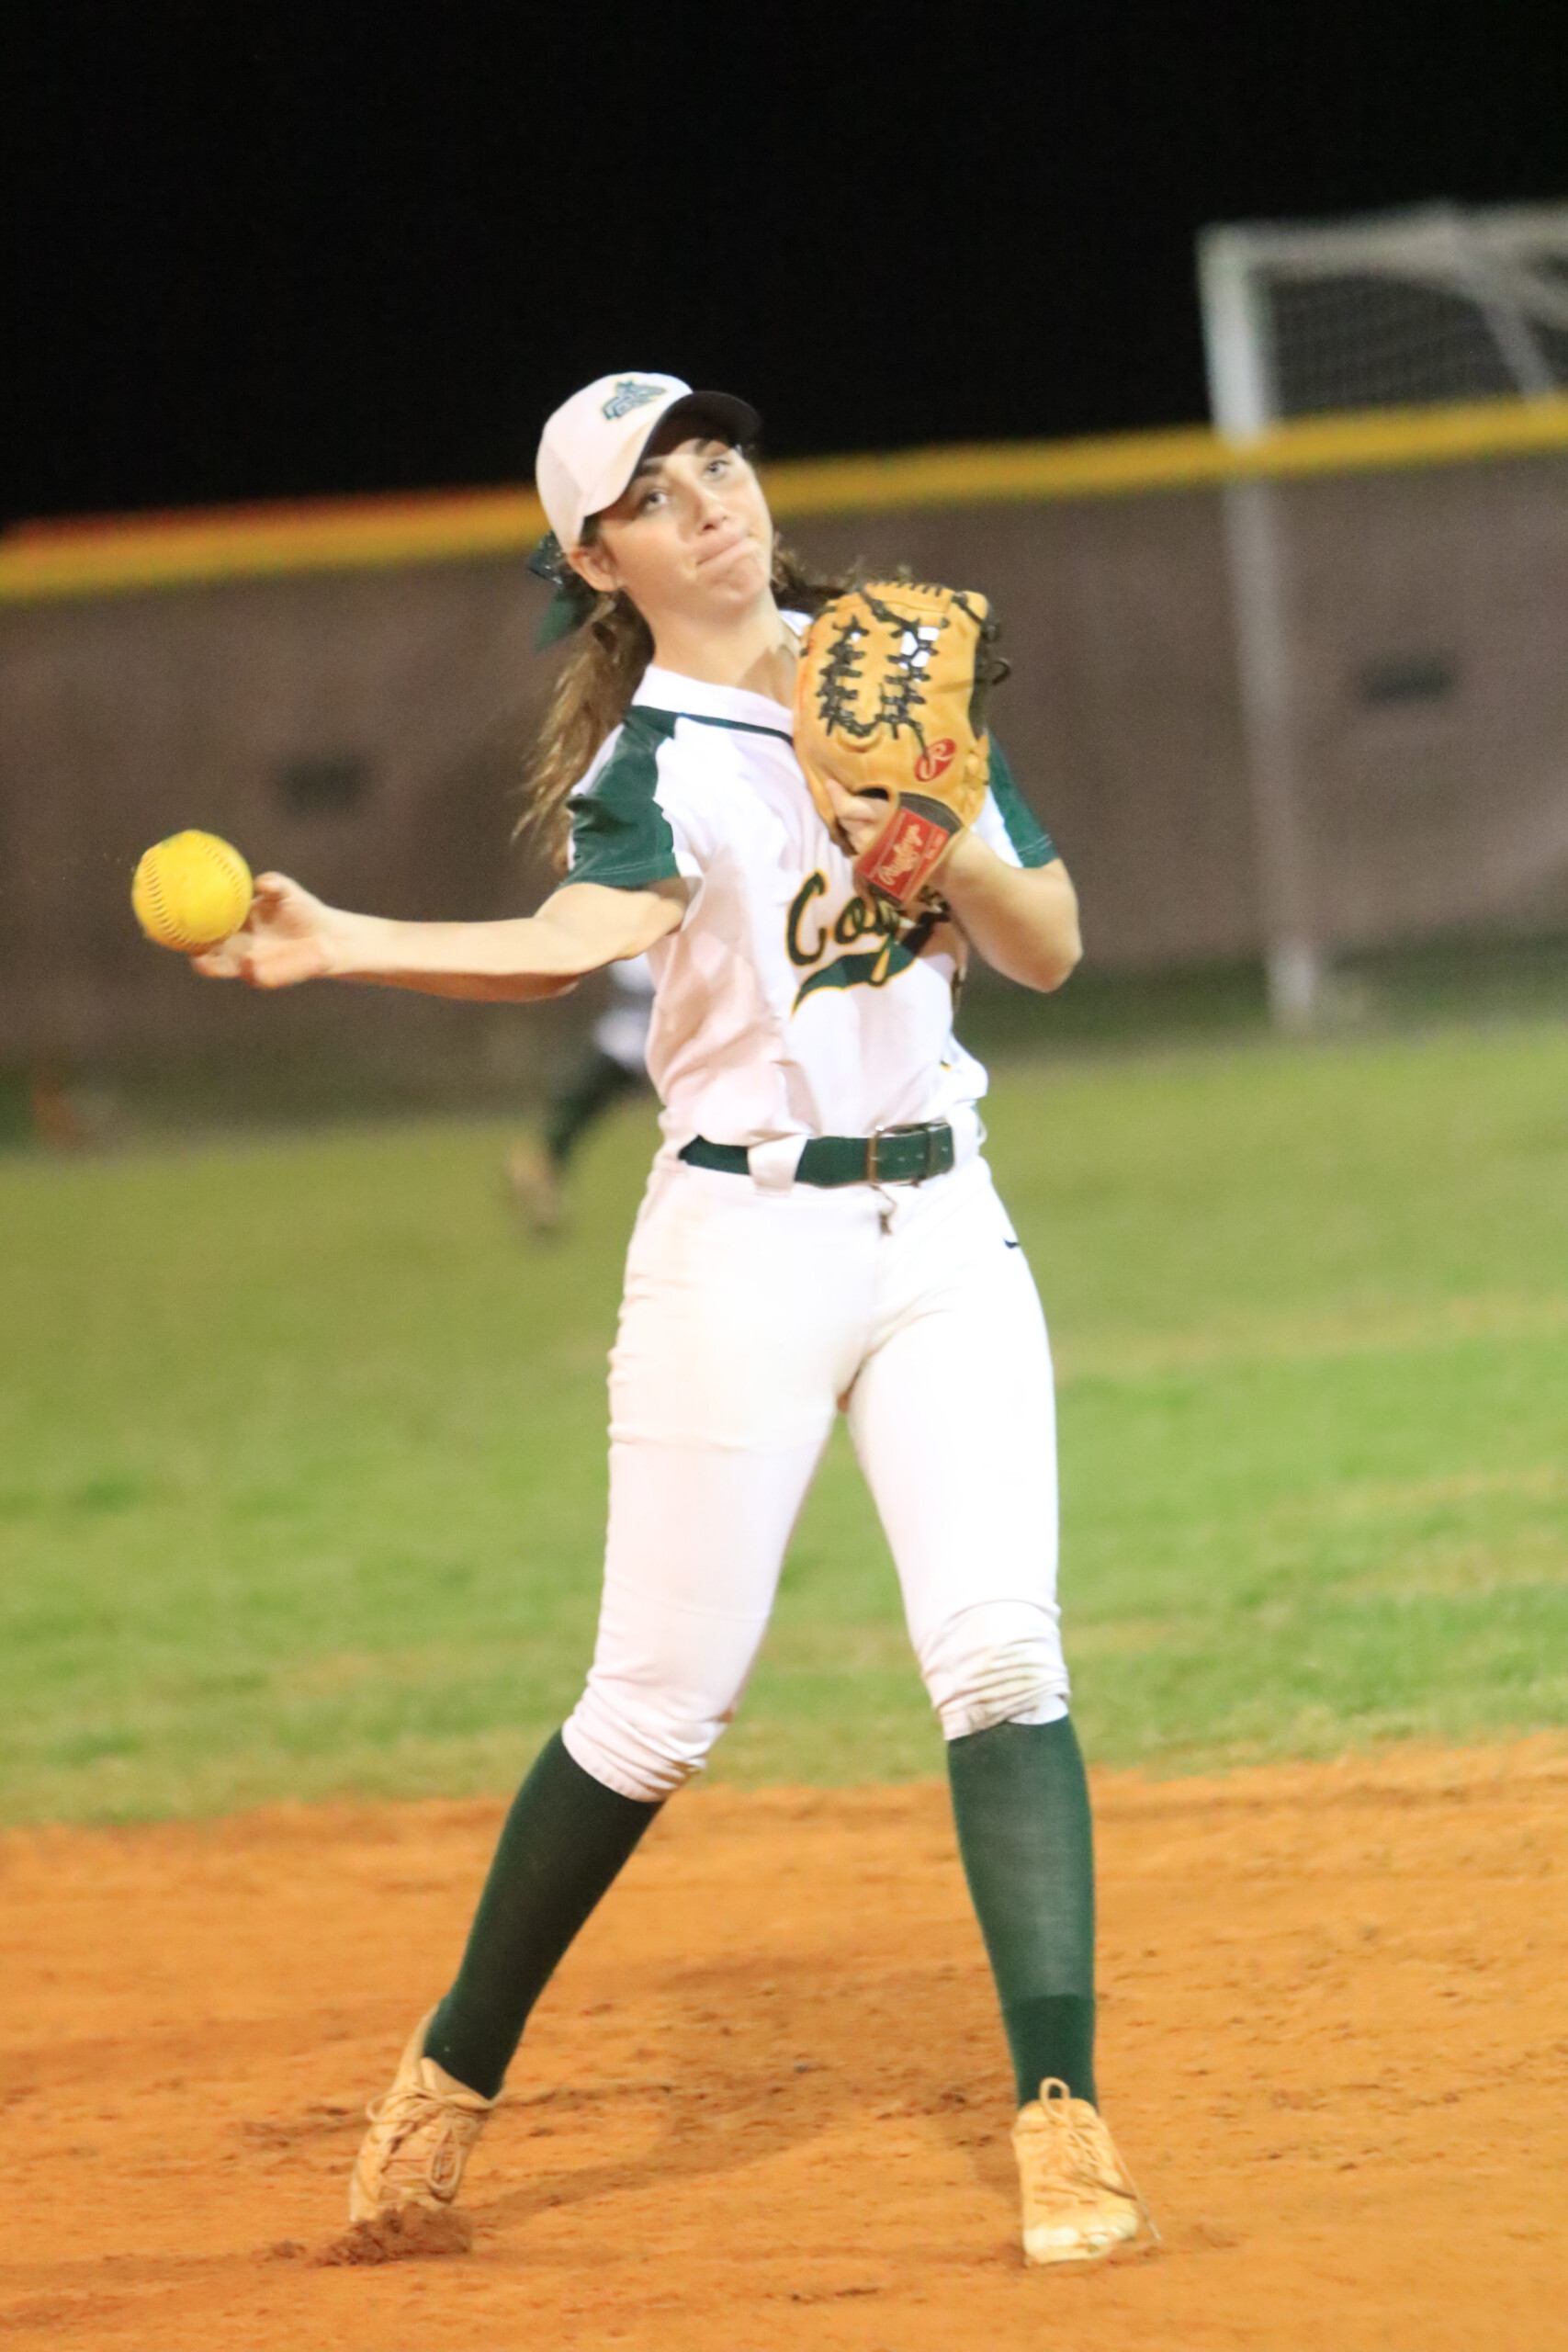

{"left": 1198, "top": 200, "right": 1568, "bottom": 1025}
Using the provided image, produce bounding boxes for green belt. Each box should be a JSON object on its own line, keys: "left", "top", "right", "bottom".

{"left": 679, "top": 1122, "right": 955, "bottom": 1188}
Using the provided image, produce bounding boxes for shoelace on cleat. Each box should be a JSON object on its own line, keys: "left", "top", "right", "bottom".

{"left": 363, "top": 2077, "right": 486, "bottom": 2196}
{"left": 1024, "top": 2080, "right": 1161, "bottom": 2242}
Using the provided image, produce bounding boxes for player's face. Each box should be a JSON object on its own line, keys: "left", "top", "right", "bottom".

{"left": 570, "top": 439, "right": 774, "bottom": 628}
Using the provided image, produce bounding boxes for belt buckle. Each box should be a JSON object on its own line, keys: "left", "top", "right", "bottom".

{"left": 867, "top": 1121, "right": 942, "bottom": 1186}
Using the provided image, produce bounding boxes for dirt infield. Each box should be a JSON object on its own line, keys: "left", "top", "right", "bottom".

{"left": 3, "top": 1743, "right": 1564, "bottom": 2351}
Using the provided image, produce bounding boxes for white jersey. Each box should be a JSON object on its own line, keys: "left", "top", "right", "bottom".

{"left": 565, "top": 660, "right": 1055, "bottom": 1163}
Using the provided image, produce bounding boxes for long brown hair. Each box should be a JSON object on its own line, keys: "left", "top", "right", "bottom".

{"left": 520, "top": 535, "right": 849, "bottom": 872}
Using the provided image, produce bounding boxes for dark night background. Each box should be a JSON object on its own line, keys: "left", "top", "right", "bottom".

{"left": 6, "top": 1, "right": 1565, "bottom": 530}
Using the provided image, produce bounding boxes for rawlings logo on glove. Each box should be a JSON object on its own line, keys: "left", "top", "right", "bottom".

{"left": 792, "top": 582, "right": 1003, "bottom": 910}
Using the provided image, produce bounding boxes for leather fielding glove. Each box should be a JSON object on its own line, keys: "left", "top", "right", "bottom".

{"left": 793, "top": 581, "right": 1002, "bottom": 910}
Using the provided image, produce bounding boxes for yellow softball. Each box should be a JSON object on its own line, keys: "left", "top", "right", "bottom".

{"left": 131, "top": 831, "right": 254, "bottom": 954}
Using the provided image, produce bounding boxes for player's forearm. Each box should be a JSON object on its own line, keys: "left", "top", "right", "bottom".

{"left": 940, "top": 840, "right": 1082, "bottom": 991}
{"left": 324, "top": 884, "right": 682, "bottom": 1001}
{"left": 363, "top": 965, "right": 580, "bottom": 1002}
{"left": 329, "top": 913, "right": 603, "bottom": 998}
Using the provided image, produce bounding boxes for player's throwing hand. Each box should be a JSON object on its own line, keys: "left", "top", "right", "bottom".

{"left": 193, "top": 874, "right": 347, "bottom": 989}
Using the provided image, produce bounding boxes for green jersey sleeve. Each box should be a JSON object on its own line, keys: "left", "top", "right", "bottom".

{"left": 985, "top": 740, "right": 1056, "bottom": 869}
{"left": 566, "top": 708, "right": 685, "bottom": 890}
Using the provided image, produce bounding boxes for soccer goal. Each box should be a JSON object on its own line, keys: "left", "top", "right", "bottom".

{"left": 1198, "top": 201, "right": 1568, "bottom": 1024}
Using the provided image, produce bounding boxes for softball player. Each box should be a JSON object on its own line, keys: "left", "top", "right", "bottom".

{"left": 198, "top": 371, "right": 1154, "bottom": 2266}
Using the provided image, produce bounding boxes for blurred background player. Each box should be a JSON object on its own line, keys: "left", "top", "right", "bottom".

{"left": 504, "top": 954, "right": 653, "bottom": 1233}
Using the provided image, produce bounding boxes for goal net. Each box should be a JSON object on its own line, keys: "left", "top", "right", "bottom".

{"left": 1197, "top": 202, "right": 1568, "bottom": 1023}
{"left": 1201, "top": 201, "right": 1568, "bottom": 429}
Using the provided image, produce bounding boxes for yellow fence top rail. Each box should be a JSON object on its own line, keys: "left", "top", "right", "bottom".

{"left": 6, "top": 394, "right": 1568, "bottom": 606}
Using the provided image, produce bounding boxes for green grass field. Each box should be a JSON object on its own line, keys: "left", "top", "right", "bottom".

{"left": 3, "top": 1019, "right": 1566, "bottom": 1825}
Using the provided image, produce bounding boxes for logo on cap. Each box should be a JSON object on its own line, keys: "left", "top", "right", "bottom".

{"left": 601, "top": 379, "right": 665, "bottom": 422}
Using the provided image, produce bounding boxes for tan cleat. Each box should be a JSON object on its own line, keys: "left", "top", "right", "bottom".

{"left": 348, "top": 2011, "right": 496, "bottom": 2224}
{"left": 1012, "top": 2078, "right": 1157, "bottom": 2267}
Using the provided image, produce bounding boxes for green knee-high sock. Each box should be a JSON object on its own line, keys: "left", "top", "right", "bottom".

{"left": 946, "top": 1715, "right": 1097, "bottom": 2110}
{"left": 423, "top": 1732, "right": 660, "bottom": 2098}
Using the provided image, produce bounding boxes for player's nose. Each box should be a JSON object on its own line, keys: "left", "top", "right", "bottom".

{"left": 687, "top": 472, "right": 733, "bottom": 526}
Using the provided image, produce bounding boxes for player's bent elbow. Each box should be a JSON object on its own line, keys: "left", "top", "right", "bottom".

{"left": 1021, "top": 864, "right": 1081, "bottom": 991}
{"left": 1014, "top": 915, "right": 1083, "bottom": 994}
{"left": 1043, "top": 927, "right": 1084, "bottom": 991}
{"left": 1022, "top": 951, "right": 1079, "bottom": 995}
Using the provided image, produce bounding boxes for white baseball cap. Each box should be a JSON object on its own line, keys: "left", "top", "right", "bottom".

{"left": 535, "top": 372, "right": 760, "bottom": 549}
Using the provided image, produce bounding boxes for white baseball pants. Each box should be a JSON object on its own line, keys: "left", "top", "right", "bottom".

{"left": 563, "top": 1152, "right": 1067, "bottom": 1803}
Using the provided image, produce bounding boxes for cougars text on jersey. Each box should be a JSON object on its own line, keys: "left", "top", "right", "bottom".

{"left": 784, "top": 871, "right": 944, "bottom": 1008}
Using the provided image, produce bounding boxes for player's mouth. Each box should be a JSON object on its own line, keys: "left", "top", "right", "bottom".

{"left": 694, "top": 524, "right": 755, "bottom": 573}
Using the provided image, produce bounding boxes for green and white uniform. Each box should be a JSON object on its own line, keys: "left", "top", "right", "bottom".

{"left": 559, "top": 657, "right": 1069, "bottom": 1804}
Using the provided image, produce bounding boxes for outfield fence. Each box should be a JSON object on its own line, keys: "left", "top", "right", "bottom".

{"left": 3, "top": 397, "right": 1567, "bottom": 1072}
